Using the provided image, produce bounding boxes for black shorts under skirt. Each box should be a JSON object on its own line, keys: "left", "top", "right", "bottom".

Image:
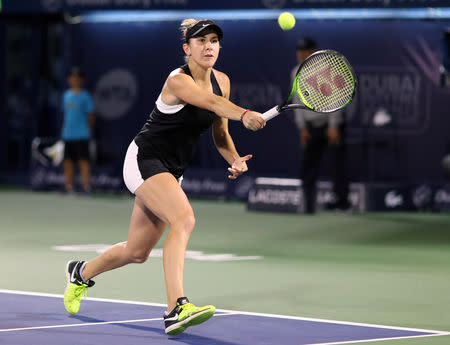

{"left": 123, "top": 140, "right": 182, "bottom": 194}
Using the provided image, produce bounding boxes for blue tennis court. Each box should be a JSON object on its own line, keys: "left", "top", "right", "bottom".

{"left": 1, "top": 290, "right": 447, "bottom": 345}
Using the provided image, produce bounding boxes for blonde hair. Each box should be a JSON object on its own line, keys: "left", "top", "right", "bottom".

{"left": 180, "top": 19, "right": 199, "bottom": 63}
{"left": 180, "top": 18, "right": 201, "bottom": 42}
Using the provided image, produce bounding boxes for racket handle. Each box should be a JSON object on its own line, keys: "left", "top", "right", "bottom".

{"left": 261, "top": 106, "right": 281, "bottom": 121}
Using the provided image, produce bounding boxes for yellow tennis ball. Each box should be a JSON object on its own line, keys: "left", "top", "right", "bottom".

{"left": 278, "top": 12, "right": 295, "bottom": 31}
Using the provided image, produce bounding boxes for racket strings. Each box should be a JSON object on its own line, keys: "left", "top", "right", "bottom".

{"left": 296, "top": 52, "right": 355, "bottom": 112}
{"left": 300, "top": 56, "right": 352, "bottom": 110}
{"left": 300, "top": 54, "right": 352, "bottom": 108}
{"left": 301, "top": 56, "right": 353, "bottom": 110}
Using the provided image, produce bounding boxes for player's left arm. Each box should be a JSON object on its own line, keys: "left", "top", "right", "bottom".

{"left": 212, "top": 71, "right": 252, "bottom": 179}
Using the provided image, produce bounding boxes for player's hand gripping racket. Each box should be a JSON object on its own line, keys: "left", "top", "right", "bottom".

{"left": 262, "top": 50, "right": 357, "bottom": 121}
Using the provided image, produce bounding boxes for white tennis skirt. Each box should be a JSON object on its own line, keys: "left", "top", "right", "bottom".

{"left": 123, "top": 141, "right": 183, "bottom": 194}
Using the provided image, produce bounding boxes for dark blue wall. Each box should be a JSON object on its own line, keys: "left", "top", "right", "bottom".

{"left": 69, "top": 19, "right": 450, "bottom": 184}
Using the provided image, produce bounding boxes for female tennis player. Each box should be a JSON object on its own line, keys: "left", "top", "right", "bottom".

{"left": 63, "top": 19, "right": 265, "bottom": 335}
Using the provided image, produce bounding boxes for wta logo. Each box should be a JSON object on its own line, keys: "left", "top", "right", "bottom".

{"left": 94, "top": 69, "right": 138, "bottom": 119}
{"left": 305, "top": 65, "right": 346, "bottom": 97}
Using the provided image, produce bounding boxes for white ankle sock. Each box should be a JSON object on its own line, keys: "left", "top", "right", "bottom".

{"left": 79, "top": 262, "right": 89, "bottom": 284}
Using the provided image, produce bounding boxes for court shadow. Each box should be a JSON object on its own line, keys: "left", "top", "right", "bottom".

{"left": 167, "top": 332, "right": 241, "bottom": 345}
{"left": 70, "top": 314, "right": 164, "bottom": 334}
{"left": 71, "top": 315, "right": 241, "bottom": 345}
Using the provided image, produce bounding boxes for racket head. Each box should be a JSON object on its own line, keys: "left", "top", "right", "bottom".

{"left": 294, "top": 50, "right": 357, "bottom": 113}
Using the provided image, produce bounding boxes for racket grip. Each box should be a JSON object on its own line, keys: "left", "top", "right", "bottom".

{"left": 261, "top": 106, "right": 280, "bottom": 121}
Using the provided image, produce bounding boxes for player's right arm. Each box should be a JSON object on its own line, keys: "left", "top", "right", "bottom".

{"left": 165, "top": 72, "right": 265, "bottom": 131}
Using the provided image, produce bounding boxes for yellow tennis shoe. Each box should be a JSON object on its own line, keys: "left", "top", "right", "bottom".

{"left": 64, "top": 260, "right": 95, "bottom": 315}
{"left": 164, "top": 297, "right": 215, "bottom": 335}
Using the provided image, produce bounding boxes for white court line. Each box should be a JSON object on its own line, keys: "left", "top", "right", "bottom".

{"left": 0, "top": 313, "right": 236, "bottom": 333}
{"left": 303, "top": 333, "right": 449, "bottom": 345}
{"left": 215, "top": 308, "right": 450, "bottom": 336}
{"left": 1, "top": 289, "right": 449, "bottom": 339}
{"left": 0, "top": 318, "right": 160, "bottom": 333}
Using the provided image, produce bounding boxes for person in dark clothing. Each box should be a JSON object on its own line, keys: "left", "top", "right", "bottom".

{"left": 291, "top": 38, "right": 350, "bottom": 213}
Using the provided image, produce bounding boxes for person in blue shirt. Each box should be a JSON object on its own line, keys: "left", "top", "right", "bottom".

{"left": 61, "top": 67, "right": 95, "bottom": 193}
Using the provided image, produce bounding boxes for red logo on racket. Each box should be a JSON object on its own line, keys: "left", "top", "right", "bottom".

{"left": 306, "top": 66, "right": 346, "bottom": 97}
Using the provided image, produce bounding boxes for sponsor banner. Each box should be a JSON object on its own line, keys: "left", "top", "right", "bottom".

{"left": 247, "top": 178, "right": 302, "bottom": 213}
{"left": 181, "top": 168, "right": 254, "bottom": 201}
{"left": 433, "top": 184, "right": 450, "bottom": 212}
{"left": 317, "top": 181, "right": 366, "bottom": 213}
{"left": 366, "top": 184, "right": 413, "bottom": 211}
{"left": 368, "top": 183, "right": 450, "bottom": 211}
{"left": 351, "top": 69, "right": 430, "bottom": 135}
{"left": 247, "top": 178, "right": 366, "bottom": 213}
{"left": 30, "top": 164, "right": 124, "bottom": 192}
{"left": 181, "top": 169, "right": 229, "bottom": 200}
{"left": 29, "top": 160, "right": 254, "bottom": 199}
{"left": 5, "top": 0, "right": 450, "bottom": 13}
{"left": 410, "top": 184, "right": 435, "bottom": 211}
{"left": 29, "top": 141, "right": 252, "bottom": 198}
{"left": 30, "top": 137, "right": 124, "bottom": 192}
{"left": 29, "top": 140, "right": 450, "bottom": 212}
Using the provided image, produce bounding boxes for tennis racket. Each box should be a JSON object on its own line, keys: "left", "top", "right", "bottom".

{"left": 262, "top": 50, "right": 357, "bottom": 121}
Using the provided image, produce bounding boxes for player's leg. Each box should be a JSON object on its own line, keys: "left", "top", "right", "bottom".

{"left": 64, "top": 196, "right": 166, "bottom": 315}
{"left": 133, "top": 173, "right": 215, "bottom": 335}
{"left": 301, "top": 126, "right": 327, "bottom": 213}
{"left": 134, "top": 173, "right": 193, "bottom": 311}
{"left": 78, "top": 159, "right": 90, "bottom": 192}
{"left": 77, "top": 140, "right": 91, "bottom": 192}
{"left": 329, "top": 124, "right": 350, "bottom": 210}
{"left": 63, "top": 159, "right": 74, "bottom": 191}
{"left": 82, "top": 196, "right": 167, "bottom": 279}
{"left": 63, "top": 141, "right": 75, "bottom": 192}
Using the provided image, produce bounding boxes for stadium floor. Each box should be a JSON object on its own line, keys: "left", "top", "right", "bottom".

{"left": 0, "top": 190, "right": 449, "bottom": 345}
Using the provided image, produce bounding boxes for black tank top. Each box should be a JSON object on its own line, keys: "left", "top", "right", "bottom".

{"left": 134, "top": 65, "right": 222, "bottom": 178}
